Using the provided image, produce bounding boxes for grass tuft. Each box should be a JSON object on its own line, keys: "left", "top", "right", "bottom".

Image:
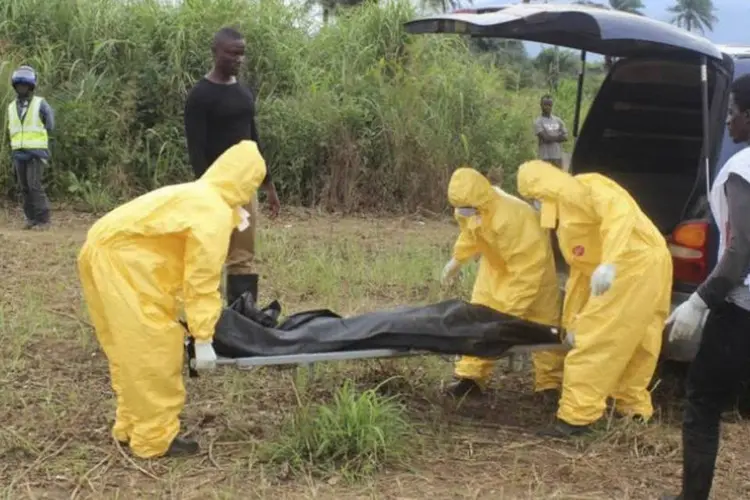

{"left": 265, "top": 378, "right": 413, "bottom": 479}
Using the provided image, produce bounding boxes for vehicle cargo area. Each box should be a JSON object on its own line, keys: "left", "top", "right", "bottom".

{"left": 571, "top": 57, "right": 722, "bottom": 234}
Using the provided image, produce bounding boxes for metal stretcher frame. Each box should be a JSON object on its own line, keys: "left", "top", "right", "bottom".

{"left": 215, "top": 342, "right": 569, "bottom": 372}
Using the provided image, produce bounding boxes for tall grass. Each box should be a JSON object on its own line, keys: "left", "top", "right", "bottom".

{"left": 0, "top": 0, "right": 592, "bottom": 212}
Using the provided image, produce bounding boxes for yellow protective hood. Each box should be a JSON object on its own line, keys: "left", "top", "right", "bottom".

{"left": 448, "top": 167, "right": 495, "bottom": 211}
{"left": 200, "top": 140, "right": 267, "bottom": 208}
{"left": 517, "top": 160, "right": 586, "bottom": 201}
{"left": 516, "top": 160, "right": 588, "bottom": 228}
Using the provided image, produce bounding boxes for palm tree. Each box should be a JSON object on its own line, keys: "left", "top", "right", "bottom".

{"left": 668, "top": 0, "right": 718, "bottom": 34}
{"left": 575, "top": 0, "right": 644, "bottom": 71}
{"left": 609, "top": 0, "right": 644, "bottom": 15}
{"left": 606, "top": 0, "right": 644, "bottom": 69}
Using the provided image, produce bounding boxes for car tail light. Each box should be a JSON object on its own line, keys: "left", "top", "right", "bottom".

{"left": 668, "top": 220, "right": 709, "bottom": 285}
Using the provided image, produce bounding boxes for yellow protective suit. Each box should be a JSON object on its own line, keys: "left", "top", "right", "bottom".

{"left": 517, "top": 160, "right": 673, "bottom": 425}
{"left": 77, "top": 140, "right": 267, "bottom": 458}
{"left": 447, "top": 168, "right": 565, "bottom": 390}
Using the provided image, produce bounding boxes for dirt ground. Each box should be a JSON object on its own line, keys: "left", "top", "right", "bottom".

{"left": 2, "top": 205, "right": 750, "bottom": 499}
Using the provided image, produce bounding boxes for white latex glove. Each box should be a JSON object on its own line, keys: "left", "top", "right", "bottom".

{"left": 666, "top": 293, "right": 708, "bottom": 342}
{"left": 564, "top": 331, "right": 575, "bottom": 349}
{"left": 441, "top": 258, "right": 462, "bottom": 286}
{"left": 236, "top": 207, "right": 251, "bottom": 232}
{"left": 191, "top": 341, "right": 217, "bottom": 371}
{"left": 590, "top": 263, "right": 616, "bottom": 296}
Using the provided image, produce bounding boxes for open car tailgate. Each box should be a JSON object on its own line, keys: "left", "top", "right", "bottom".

{"left": 404, "top": 3, "right": 722, "bottom": 60}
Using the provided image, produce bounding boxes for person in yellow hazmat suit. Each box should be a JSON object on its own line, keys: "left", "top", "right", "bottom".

{"left": 77, "top": 140, "right": 267, "bottom": 459}
{"left": 516, "top": 160, "right": 673, "bottom": 438}
{"left": 440, "top": 167, "right": 565, "bottom": 398}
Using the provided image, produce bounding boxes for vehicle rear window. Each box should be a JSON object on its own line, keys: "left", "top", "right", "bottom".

{"left": 575, "top": 59, "right": 717, "bottom": 176}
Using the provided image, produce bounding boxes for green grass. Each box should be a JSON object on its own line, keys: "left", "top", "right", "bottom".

{"left": 265, "top": 378, "right": 413, "bottom": 480}
{"left": 0, "top": 0, "right": 596, "bottom": 213}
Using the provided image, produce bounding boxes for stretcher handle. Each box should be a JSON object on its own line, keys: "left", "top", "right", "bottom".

{"left": 180, "top": 320, "right": 200, "bottom": 379}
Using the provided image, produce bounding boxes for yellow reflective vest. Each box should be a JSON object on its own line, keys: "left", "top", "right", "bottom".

{"left": 7, "top": 96, "right": 49, "bottom": 150}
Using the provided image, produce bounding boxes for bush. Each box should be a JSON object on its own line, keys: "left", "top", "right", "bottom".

{"left": 0, "top": 0, "right": 592, "bottom": 212}
{"left": 265, "top": 379, "right": 412, "bottom": 478}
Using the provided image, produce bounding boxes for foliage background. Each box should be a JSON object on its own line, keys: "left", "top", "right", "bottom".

{"left": 0, "top": 0, "right": 603, "bottom": 213}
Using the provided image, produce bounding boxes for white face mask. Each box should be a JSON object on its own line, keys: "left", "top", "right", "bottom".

{"left": 456, "top": 207, "right": 478, "bottom": 218}
{"left": 236, "top": 207, "right": 251, "bottom": 232}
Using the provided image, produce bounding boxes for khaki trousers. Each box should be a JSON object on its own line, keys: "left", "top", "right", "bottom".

{"left": 219, "top": 196, "right": 259, "bottom": 302}
{"left": 177, "top": 197, "right": 260, "bottom": 320}
{"left": 225, "top": 195, "right": 259, "bottom": 275}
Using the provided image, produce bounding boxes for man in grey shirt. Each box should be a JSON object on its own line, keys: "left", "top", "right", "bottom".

{"left": 533, "top": 95, "right": 568, "bottom": 168}
{"left": 662, "top": 74, "right": 750, "bottom": 500}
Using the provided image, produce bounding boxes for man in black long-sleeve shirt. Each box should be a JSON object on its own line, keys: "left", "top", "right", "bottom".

{"left": 662, "top": 74, "right": 750, "bottom": 500}
{"left": 184, "top": 27, "right": 280, "bottom": 305}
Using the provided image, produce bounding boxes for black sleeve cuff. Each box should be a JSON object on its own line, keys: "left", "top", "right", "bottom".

{"left": 697, "top": 280, "right": 733, "bottom": 310}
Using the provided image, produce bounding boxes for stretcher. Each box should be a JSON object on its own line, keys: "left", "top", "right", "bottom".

{"left": 185, "top": 297, "right": 571, "bottom": 378}
{"left": 209, "top": 342, "right": 569, "bottom": 377}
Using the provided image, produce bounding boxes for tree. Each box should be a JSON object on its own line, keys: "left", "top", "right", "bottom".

{"left": 668, "top": 0, "right": 719, "bottom": 34}
{"left": 574, "top": 0, "right": 644, "bottom": 71}
{"left": 309, "top": 0, "right": 375, "bottom": 25}
{"left": 608, "top": 0, "right": 644, "bottom": 15}
{"left": 535, "top": 47, "right": 580, "bottom": 90}
{"left": 419, "top": 0, "right": 472, "bottom": 14}
{"left": 471, "top": 38, "right": 528, "bottom": 64}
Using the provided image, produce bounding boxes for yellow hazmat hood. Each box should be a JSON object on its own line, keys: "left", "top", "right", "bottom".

{"left": 516, "top": 160, "right": 588, "bottom": 228}
{"left": 448, "top": 167, "right": 495, "bottom": 210}
{"left": 516, "top": 160, "right": 585, "bottom": 202}
{"left": 200, "top": 140, "right": 267, "bottom": 207}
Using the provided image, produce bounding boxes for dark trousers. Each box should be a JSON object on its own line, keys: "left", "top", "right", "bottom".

{"left": 680, "top": 301, "right": 750, "bottom": 500}
{"left": 14, "top": 156, "right": 51, "bottom": 225}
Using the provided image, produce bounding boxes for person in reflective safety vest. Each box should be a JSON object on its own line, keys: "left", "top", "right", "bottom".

{"left": 7, "top": 65, "right": 55, "bottom": 229}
